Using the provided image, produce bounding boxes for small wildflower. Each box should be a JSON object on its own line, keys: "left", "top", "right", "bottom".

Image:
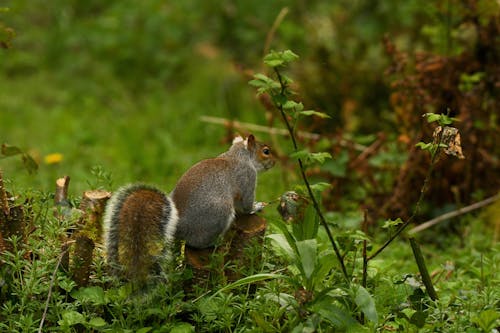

{"left": 44, "top": 153, "right": 63, "bottom": 165}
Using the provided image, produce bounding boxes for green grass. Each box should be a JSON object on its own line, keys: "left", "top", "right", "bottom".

{"left": 0, "top": 53, "right": 284, "bottom": 200}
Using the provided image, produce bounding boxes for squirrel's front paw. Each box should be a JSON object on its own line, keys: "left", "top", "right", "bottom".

{"left": 251, "top": 201, "right": 268, "bottom": 213}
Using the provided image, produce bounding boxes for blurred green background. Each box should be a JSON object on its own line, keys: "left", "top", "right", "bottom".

{"left": 0, "top": 0, "right": 495, "bottom": 198}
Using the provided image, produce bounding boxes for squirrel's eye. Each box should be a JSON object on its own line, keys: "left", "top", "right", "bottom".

{"left": 262, "top": 148, "right": 270, "bottom": 155}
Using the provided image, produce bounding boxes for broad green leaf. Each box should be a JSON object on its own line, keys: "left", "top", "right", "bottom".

{"left": 354, "top": 285, "right": 378, "bottom": 324}
{"left": 315, "top": 250, "right": 337, "bottom": 282}
{"left": 71, "top": 286, "right": 107, "bottom": 305}
{"left": 88, "top": 317, "right": 107, "bottom": 328}
{"left": 296, "top": 239, "right": 318, "bottom": 281}
{"left": 293, "top": 204, "right": 319, "bottom": 241}
{"left": 59, "top": 310, "right": 86, "bottom": 326}
{"left": 170, "top": 323, "right": 195, "bottom": 333}
{"left": 472, "top": 309, "right": 500, "bottom": 332}
{"left": 314, "top": 297, "right": 360, "bottom": 330}
{"left": 267, "top": 233, "right": 294, "bottom": 258}
{"left": 137, "top": 327, "right": 153, "bottom": 333}
{"left": 282, "top": 50, "right": 299, "bottom": 62}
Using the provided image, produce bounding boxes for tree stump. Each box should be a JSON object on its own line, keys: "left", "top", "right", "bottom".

{"left": 79, "top": 189, "right": 111, "bottom": 240}
{"left": 71, "top": 234, "right": 95, "bottom": 287}
{"left": 184, "top": 214, "right": 267, "bottom": 291}
{"left": 54, "top": 176, "right": 71, "bottom": 271}
{"left": 0, "top": 171, "right": 25, "bottom": 254}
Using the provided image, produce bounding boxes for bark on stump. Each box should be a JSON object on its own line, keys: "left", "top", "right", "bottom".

{"left": 0, "top": 171, "right": 25, "bottom": 254}
{"left": 184, "top": 214, "right": 267, "bottom": 291}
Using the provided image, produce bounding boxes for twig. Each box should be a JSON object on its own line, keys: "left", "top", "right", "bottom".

{"left": 408, "top": 193, "right": 500, "bottom": 234}
{"left": 0, "top": 170, "right": 10, "bottom": 216}
{"left": 362, "top": 211, "right": 368, "bottom": 289}
{"left": 39, "top": 247, "right": 71, "bottom": 333}
{"left": 200, "top": 115, "right": 367, "bottom": 151}
{"left": 263, "top": 7, "right": 289, "bottom": 59}
{"left": 273, "top": 68, "right": 349, "bottom": 282}
{"left": 368, "top": 127, "right": 445, "bottom": 261}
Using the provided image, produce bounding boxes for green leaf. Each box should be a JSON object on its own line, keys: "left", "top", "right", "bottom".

{"left": 290, "top": 151, "right": 332, "bottom": 166}
{"left": 293, "top": 204, "right": 319, "bottom": 241}
{"left": 410, "top": 310, "right": 427, "bottom": 328}
{"left": 282, "top": 100, "right": 304, "bottom": 111}
{"left": 415, "top": 142, "right": 434, "bottom": 151}
{"left": 282, "top": 50, "right": 299, "bottom": 62}
{"left": 308, "top": 152, "right": 332, "bottom": 164}
{"left": 1, "top": 144, "right": 23, "bottom": 157}
{"left": 88, "top": 317, "right": 107, "bottom": 328}
{"left": 58, "top": 310, "right": 86, "bottom": 327}
{"left": 22, "top": 154, "right": 38, "bottom": 174}
{"left": 296, "top": 239, "right": 318, "bottom": 280}
{"left": 263, "top": 50, "right": 299, "bottom": 67}
{"left": 299, "top": 110, "right": 331, "bottom": 118}
{"left": 137, "top": 328, "right": 153, "bottom": 333}
{"left": 382, "top": 218, "right": 403, "bottom": 229}
{"left": 472, "top": 309, "right": 500, "bottom": 332}
{"left": 423, "top": 113, "right": 441, "bottom": 123}
{"left": 170, "top": 323, "right": 195, "bottom": 333}
{"left": 267, "top": 233, "right": 294, "bottom": 258}
{"left": 313, "top": 297, "right": 360, "bottom": 330}
{"left": 71, "top": 286, "right": 107, "bottom": 305}
{"left": 309, "top": 182, "right": 331, "bottom": 193}
{"left": 354, "top": 285, "right": 378, "bottom": 324}
{"left": 211, "top": 273, "right": 286, "bottom": 298}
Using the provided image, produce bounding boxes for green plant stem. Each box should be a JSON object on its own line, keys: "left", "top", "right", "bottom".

{"left": 368, "top": 130, "right": 444, "bottom": 261}
{"left": 273, "top": 68, "right": 349, "bottom": 282}
{"left": 409, "top": 237, "right": 438, "bottom": 301}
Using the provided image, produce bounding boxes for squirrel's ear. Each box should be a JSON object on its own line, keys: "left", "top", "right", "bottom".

{"left": 232, "top": 135, "right": 245, "bottom": 144}
{"left": 247, "top": 134, "right": 256, "bottom": 150}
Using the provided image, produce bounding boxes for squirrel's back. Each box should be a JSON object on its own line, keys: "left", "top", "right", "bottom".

{"left": 103, "top": 184, "right": 178, "bottom": 281}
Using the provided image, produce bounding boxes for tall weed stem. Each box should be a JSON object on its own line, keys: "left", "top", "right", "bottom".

{"left": 274, "top": 68, "right": 349, "bottom": 282}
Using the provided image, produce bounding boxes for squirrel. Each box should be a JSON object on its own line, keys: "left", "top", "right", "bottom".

{"left": 102, "top": 134, "right": 276, "bottom": 281}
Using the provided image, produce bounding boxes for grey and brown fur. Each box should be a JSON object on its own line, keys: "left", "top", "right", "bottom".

{"left": 172, "top": 135, "right": 274, "bottom": 248}
{"left": 103, "top": 184, "right": 178, "bottom": 281}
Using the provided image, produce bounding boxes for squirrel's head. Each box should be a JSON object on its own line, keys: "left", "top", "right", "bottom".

{"left": 233, "top": 134, "right": 275, "bottom": 172}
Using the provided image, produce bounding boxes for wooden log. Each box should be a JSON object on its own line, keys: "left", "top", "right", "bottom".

{"left": 78, "top": 189, "right": 111, "bottom": 240}
{"left": 71, "top": 235, "right": 95, "bottom": 287}
{"left": 54, "top": 176, "right": 71, "bottom": 207}
{"left": 54, "top": 176, "right": 72, "bottom": 271}
{"left": 0, "top": 171, "right": 26, "bottom": 253}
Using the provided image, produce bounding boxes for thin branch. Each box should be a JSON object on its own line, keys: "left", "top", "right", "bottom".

{"left": 368, "top": 128, "right": 445, "bottom": 261}
{"left": 273, "top": 68, "right": 349, "bottom": 282}
{"left": 408, "top": 193, "right": 500, "bottom": 234}
{"left": 39, "top": 246, "right": 71, "bottom": 333}
{"left": 200, "top": 115, "right": 367, "bottom": 151}
{"left": 263, "top": 7, "right": 289, "bottom": 59}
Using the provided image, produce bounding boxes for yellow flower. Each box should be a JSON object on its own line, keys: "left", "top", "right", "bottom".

{"left": 44, "top": 153, "right": 63, "bottom": 165}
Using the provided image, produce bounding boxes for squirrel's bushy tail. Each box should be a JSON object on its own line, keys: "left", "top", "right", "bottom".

{"left": 103, "top": 184, "right": 178, "bottom": 282}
